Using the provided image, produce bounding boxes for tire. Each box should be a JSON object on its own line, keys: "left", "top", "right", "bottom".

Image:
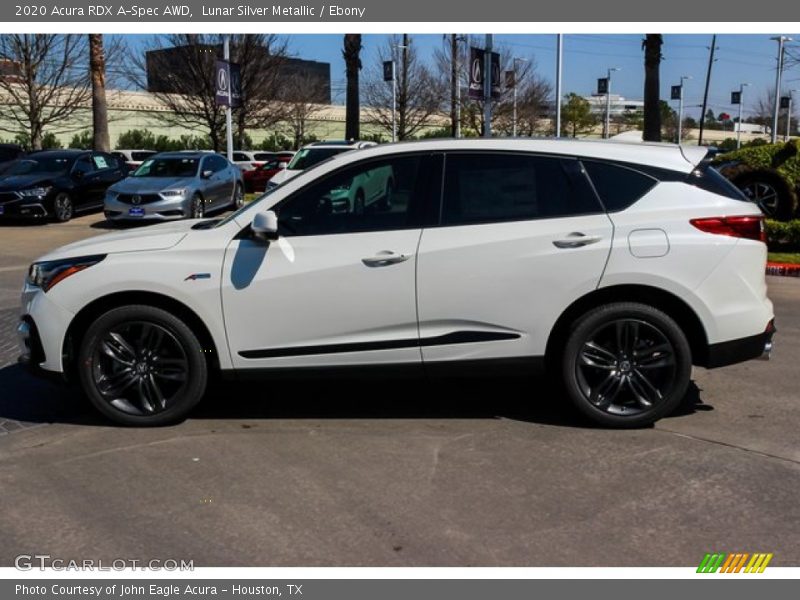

{"left": 77, "top": 305, "right": 208, "bottom": 426}
{"left": 52, "top": 192, "right": 74, "bottom": 222}
{"left": 732, "top": 170, "right": 796, "bottom": 221}
{"left": 560, "top": 302, "right": 692, "bottom": 428}
{"left": 190, "top": 193, "right": 205, "bottom": 219}
{"left": 232, "top": 183, "right": 245, "bottom": 209}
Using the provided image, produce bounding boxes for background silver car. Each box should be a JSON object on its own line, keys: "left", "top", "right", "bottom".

{"left": 104, "top": 151, "right": 244, "bottom": 222}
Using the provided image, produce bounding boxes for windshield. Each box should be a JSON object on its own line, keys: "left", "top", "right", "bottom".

{"left": 133, "top": 157, "right": 199, "bottom": 178}
{"left": 5, "top": 157, "right": 73, "bottom": 176}
{"left": 287, "top": 147, "right": 350, "bottom": 171}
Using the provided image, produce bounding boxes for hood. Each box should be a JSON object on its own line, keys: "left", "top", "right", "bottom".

{"left": 0, "top": 173, "right": 61, "bottom": 192}
{"left": 111, "top": 176, "right": 196, "bottom": 194}
{"left": 36, "top": 219, "right": 198, "bottom": 262}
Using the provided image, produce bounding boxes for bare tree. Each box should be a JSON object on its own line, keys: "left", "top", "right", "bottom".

{"left": 89, "top": 34, "right": 110, "bottom": 151}
{"left": 127, "top": 34, "right": 289, "bottom": 151}
{"left": 642, "top": 34, "right": 663, "bottom": 142}
{"left": 0, "top": 34, "right": 90, "bottom": 150}
{"left": 364, "top": 34, "right": 445, "bottom": 140}
{"left": 279, "top": 72, "right": 327, "bottom": 149}
{"left": 343, "top": 34, "right": 362, "bottom": 140}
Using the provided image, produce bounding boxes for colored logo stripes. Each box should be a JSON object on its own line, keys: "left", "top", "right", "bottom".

{"left": 697, "top": 552, "right": 773, "bottom": 573}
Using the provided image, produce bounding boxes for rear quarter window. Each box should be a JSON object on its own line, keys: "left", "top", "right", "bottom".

{"left": 688, "top": 164, "right": 749, "bottom": 201}
{"left": 582, "top": 161, "right": 658, "bottom": 212}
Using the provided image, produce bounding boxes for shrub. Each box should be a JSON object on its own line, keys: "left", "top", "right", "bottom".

{"left": 766, "top": 218, "right": 800, "bottom": 249}
{"left": 715, "top": 140, "right": 800, "bottom": 186}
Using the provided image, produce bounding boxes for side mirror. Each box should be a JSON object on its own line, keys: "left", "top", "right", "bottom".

{"left": 252, "top": 210, "right": 279, "bottom": 241}
{"left": 201, "top": 169, "right": 213, "bottom": 179}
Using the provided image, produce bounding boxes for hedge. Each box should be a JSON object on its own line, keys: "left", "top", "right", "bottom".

{"left": 766, "top": 218, "right": 800, "bottom": 248}
{"left": 715, "top": 140, "right": 800, "bottom": 185}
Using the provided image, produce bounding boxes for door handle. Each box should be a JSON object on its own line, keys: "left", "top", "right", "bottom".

{"left": 552, "top": 233, "right": 603, "bottom": 249}
{"left": 361, "top": 251, "right": 411, "bottom": 267}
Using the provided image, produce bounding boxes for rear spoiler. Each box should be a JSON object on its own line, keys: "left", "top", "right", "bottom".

{"left": 680, "top": 145, "right": 711, "bottom": 169}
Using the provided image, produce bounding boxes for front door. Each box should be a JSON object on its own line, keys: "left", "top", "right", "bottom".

{"left": 221, "top": 153, "right": 431, "bottom": 371}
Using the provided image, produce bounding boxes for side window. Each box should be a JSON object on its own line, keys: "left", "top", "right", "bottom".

{"left": 92, "top": 153, "right": 117, "bottom": 170}
{"left": 441, "top": 153, "right": 601, "bottom": 226}
{"left": 582, "top": 161, "right": 658, "bottom": 212}
{"left": 233, "top": 152, "right": 249, "bottom": 162}
{"left": 277, "top": 155, "right": 422, "bottom": 236}
{"left": 72, "top": 156, "right": 95, "bottom": 176}
{"left": 205, "top": 155, "right": 228, "bottom": 173}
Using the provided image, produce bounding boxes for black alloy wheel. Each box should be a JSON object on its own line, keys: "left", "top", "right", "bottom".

{"left": 561, "top": 302, "right": 692, "bottom": 428}
{"left": 78, "top": 305, "right": 208, "bottom": 426}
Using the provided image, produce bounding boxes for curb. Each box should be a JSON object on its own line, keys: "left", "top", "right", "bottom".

{"left": 766, "top": 262, "right": 800, "bottom": 277}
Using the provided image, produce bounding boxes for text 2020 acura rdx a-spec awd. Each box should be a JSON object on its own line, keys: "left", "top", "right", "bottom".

{"left": 18, "top": 139, "right": 775, "bottom": 427}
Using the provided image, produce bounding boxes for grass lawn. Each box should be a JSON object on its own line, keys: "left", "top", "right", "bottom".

{"left": 768, "top": 252, "right": 800, "bottom": 264}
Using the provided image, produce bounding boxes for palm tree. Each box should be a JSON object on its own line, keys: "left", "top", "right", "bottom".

{"left": 89, "top": 34, "right": 110, "bottom": 151}
{"left": 343, "top": 34, "right": 362, "bottom": 140}
{"left": 642, "top": 34, "right": 662, "bottom": 142}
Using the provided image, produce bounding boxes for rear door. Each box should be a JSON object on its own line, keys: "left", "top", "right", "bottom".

{"left": 415, "top": 152, "right": 613, "bottom": 364}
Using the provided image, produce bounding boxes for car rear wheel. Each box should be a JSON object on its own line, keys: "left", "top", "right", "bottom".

{"left": 77, "top": 305, "right": 208, "bottom": 426}
{"left": 53, "top": 192, "right": 73, "bottom": 222}
{"left": 190, "top": 193, "right": 204, "bottom": 219}
{"left": 560, "top": 302, "right": 691, "bottom": 428}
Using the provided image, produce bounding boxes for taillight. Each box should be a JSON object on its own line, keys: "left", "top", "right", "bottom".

{"left": 690, "top": 215, "right": 766, "bottom": 243}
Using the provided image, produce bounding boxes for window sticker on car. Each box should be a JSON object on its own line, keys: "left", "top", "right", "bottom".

{"left": 93, "top": 156, "right": 108, "bottom": 170}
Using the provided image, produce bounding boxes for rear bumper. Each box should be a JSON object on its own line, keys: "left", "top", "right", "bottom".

{"left": 703, "top": 320, "right": 776, "bottom": 368}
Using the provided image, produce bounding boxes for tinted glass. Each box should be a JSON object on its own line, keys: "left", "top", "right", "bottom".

{"left": 232, "top": 153, "right": 250, "bottom": 162}
{"left": 133, "top": 157, "right": 199, "bottom": 178}
{"left": 287, "top": 147, "right": 350, "bottom": 170}
{"left": 72, "top": 156, "right": 95, "bottom": 176}
{"left": 442, "top": 154, "right": 601, "bottom": 225}
{"left": 207, "top": 155, "right": 229, "bottom": 172}
{"left": 5, "top": 157, "right": 72, "bottom": 176}
{"left": 690, "top": 164, "right": 749, "bottom": 201}
{"left": 0, "top": 148, "right": 21, "bottom": 161}
{"left": 582, "top": 161, "right": 658, "bottom": 212}
{"left": 277, "top": 156, "right": 422, "bottom": 236}
{"left": 131, "top": 151, "right": 155, "bottom": 162}
{"left": 254, "top": 153, "right": 276, "bottom": 161}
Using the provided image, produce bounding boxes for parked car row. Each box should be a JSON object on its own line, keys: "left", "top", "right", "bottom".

{"left": 0, "top": 149, "right": 245, "bottom": 223}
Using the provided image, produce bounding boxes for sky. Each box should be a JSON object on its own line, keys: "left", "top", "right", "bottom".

{"left": 124, "top": 33, "right": 800, "bottom": 121}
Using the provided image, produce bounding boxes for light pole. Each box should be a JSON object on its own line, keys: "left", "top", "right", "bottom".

{"left": 677, "top": 75, "right": 692, "bottom": 145}
{"left": 555, "top": 34, "right": 563, "bottom": 138}
{"left": 771, "top": 36, "right": 792, "bottom": 144}
{"left": 735, "top": 83, "right": 749, "bottom": 150}
{"left": 604, "top": 67, "right": 620, "bottom": 139}
{"left": 483, "top": 34, "right": 494, "bottom": 138}
{"left": 787, "top": 90, "right": 800, "bottom": 141}
{"left": 223, "top": 35, "right": 233, "bottom": 162}
{"left": 511, "top": 57, "right": 528, "bottom": 137}
{"left": 390, "top": 42, "right": 407, "bottom": 143}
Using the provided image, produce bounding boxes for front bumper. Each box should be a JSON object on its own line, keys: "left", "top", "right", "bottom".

{"left": 104, "top": 194, "right": 189, "bottom": 221}
{"left": 0, "top": 198, "right": 50, "bottom": 218}
{"left": 704, "top": 319, "right": 776, "bottom": 368}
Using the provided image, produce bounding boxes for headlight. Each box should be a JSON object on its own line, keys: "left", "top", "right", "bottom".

{"left": 161, "top": 189, "right": 187, "bottom": 197}
{"left": 27, "top": 255, "right": 106, "bottom": 292}
{"left": 19, "top": 186, "right": 52, "bottom": 197}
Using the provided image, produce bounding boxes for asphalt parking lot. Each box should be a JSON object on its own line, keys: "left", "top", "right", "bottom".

{"left": 0, "top": 213, "right": 798, "bottom": 567}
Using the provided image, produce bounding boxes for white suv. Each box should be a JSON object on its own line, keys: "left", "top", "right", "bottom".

{"left": 267, "top": 140, "right": 377, "bottom": 189}
{"left": 18, "top": 139, "right": 774, "bottom": 428}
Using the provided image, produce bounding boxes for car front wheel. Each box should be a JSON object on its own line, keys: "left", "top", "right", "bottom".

{"left": 560, "top": 302, "right": 691, "bottom": 428}
{"left": 190, "top": 193, "right": 204, "bottom": 219}
{"left": 232, "top": 183, "right": 245, "bottom": 209}
{"left": 77, "top": 305, "right": 208, "bottom": 426}
{"left": 53, "top": 192, "right": 74, "bottom": 222}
